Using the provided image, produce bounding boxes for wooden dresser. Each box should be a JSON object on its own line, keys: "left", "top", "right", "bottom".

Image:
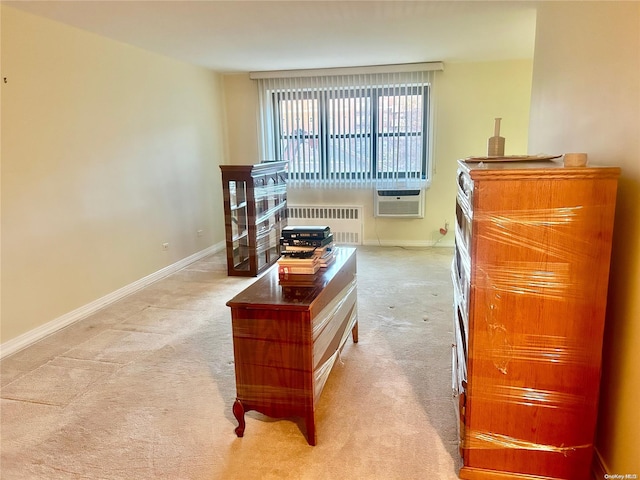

{"left": 452, "top": 159, "right": 619, "bottom": 480}
{"left": 226, "top": 247, "right": 358, "bottom": 446}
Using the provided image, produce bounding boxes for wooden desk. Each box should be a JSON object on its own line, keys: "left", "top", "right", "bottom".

{"left": 226, "top": 247, "right": 358, "bottom": 445}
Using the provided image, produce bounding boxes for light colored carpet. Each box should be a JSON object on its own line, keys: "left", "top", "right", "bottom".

{"left": 1, "top": 246, "right": 462, "bottom": 479}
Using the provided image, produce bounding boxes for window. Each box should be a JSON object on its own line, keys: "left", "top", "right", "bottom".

{"left": 254, "top": 65, "right": 441, "bottom": 188}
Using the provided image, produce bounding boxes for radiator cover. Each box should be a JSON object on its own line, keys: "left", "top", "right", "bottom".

{"left": 286, "top": 205, "right": 363, "bottom": 245}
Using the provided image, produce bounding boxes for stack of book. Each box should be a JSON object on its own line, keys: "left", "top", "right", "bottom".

{"left": 277, "top": 226, "right": 336, "bottom": 281}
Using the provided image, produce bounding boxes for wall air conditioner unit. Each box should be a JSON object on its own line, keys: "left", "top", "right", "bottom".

{"left": 374, "top": 189, "right": 424, "bottom": 218}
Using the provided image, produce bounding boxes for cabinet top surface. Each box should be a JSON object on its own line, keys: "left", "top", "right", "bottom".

{"left": 220, "top": 161, "right": 288, "bottom": 174}
{"left": 458, "top": 159, "right": 620, "bottom": 179}
{"left": 226, "top": 247, "right": 356, "bottom": 310}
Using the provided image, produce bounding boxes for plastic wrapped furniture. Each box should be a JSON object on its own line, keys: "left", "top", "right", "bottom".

{"left": 226, "top": 247, "right": 358, "bottom": 445}
{"left": 452, "top": 158, "right": 620, "bottom": 479}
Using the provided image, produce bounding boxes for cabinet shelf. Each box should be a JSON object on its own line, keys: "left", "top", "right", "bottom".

{"left": 255, "top": 201, "right": 287, "bottom": 226}
{"left": 220, "top": 162, "right": 288, "bottom": 277}
{"left": 230, "top": 202, "right": 248, "bottom": 211}
{"left": 231, "top": 230, "right": 248, "bottom": 242}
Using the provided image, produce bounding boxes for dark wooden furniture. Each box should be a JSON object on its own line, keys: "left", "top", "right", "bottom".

{"left": 226, "top": 247, "right": 358, "bottom": 445}
{"left": 452, "top": 159, "right": 619, "bottom": 480}
{"left": 220, "top": 162, "right": 288, "bottom": 276}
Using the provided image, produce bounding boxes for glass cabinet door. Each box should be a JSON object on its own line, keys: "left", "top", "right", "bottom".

{"left": 255, "top": 176, "right": 279, "bottom": 273}
{"left": 229, "top": 180, "right": 250, "bottom": 272}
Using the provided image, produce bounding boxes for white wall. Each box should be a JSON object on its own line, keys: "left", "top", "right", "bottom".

{"left": 1, "top": 6, "right": 227, "bottom": 344}
{"left": 529, "top": 2, "right": 640, "bottom": 474}
{"left": 223, "top": 60, "right": 533, "bottom": 247}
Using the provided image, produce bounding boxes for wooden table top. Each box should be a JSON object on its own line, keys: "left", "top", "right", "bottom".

{"left": 226, "top": 246, "right": 356, "bottom": 311}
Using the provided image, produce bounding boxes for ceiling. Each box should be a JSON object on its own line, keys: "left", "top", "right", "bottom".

{"left": 5, "top": 0, "right": 539, "bottom": 74}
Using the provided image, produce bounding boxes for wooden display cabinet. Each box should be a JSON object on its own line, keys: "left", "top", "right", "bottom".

{"left": 220, "top": 162, "right": 288, "bottom": 276}
{"left": 451, "top": 159, "right": 619, "bottom": 480}
{"left": 226, "top": 247, "right": 358, "bottom": 446}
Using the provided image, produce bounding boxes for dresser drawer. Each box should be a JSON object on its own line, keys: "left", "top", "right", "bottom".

{"left": 312, "top": 280, "right": 358, "bottom": 370}
{"left": 456, "top": 168, "right": 473, "bottom": 216}
{"left": 452, "top": 244, "right": 470, "bottom": 316}
{"left": 455, "top": 199, "right": 472, "bottom": 254}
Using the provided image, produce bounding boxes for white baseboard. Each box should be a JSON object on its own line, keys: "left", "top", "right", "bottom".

{"left": 0, "top": 242, "right": 225, "bottom": 360}
{"left": 363, "top": 239, "right": 455, "bottom": 248}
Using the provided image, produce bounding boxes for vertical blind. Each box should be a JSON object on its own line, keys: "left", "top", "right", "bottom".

{"left": 253, "top": 64, "right": 441, "bottom": 189}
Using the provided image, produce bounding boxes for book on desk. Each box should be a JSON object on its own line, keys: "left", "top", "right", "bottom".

{"left": 278, "top": 226, "right": 336, "bottom": 283}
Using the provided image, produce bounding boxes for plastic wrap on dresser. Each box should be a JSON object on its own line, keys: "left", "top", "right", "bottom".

{"left": 452, "top": 160, "right": 620, "bottom": 480}
{"left": 227, "top": 247, "right": 358, "bottom": 446}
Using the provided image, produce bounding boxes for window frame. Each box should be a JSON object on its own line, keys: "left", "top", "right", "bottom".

{"left": 253, "top": 64, "right": 442, "bottom": 189}
{"left": 271, "top": 84, "right": 430, "bottom": 184}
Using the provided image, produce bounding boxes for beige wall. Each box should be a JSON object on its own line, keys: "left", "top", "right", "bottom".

{"left": 223, "top": 74, "right": 260, "bottom": 163}
{"left": 1, "top": 6, "right": 227, "bottom": 343}
{"left": 529, "top": 2, "right": 640, "bottom": 474}
{"left": 222, "top": 60, "right": 533, "bottom": 247}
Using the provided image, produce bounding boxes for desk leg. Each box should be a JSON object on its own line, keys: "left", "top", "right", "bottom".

{"left": 351, "top": 321, "right": 359, "bottom": 343}
{"left": 233, "top": 399, "right": 245, "bottom": 438}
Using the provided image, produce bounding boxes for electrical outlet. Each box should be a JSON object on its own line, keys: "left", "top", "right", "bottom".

{"left": 162, "top": 243, "right": 169, "bottom": 250}
{"left": 197, "top": 230, "right": 204, "bottom": 237}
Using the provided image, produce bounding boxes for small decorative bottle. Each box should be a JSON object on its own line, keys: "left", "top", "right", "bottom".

{"left": 487, "top": 117, "right": 505, "bottom": 157}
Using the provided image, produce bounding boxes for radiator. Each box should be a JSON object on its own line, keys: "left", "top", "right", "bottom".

{"left": 286, "top": 205, "right": 363, "bottom": 245}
